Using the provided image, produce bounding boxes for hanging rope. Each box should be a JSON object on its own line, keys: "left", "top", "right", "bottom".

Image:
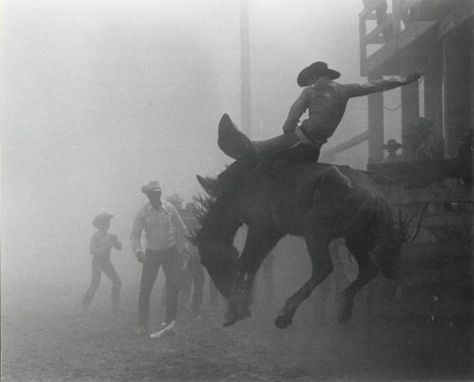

{"left": 384, "top": 104, "right": 402, "bottom": 111}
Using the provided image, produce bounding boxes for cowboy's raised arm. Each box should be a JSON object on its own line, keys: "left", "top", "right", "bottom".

{"left": 282, "top": 87, "right": 311, "bottom": 134}
{"left": 345, "top": 71, "right": 422, "bottom": 98}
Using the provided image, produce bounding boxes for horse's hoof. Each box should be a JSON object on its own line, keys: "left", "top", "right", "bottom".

{"left": 275, "top": 315, "right": 292, "bottom": 329}
{"left": 224, "top": 304, "right": 238, "bottom": 327}
{"left": 223, "top": 317, "right": 238, "bottom": 327}
{"left": 239, "top": 307, "right": 252, "bottom": 320}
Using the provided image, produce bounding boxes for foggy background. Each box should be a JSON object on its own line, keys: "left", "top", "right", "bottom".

{"left": 2, "top": 0, "right": 401, "bottom": 290}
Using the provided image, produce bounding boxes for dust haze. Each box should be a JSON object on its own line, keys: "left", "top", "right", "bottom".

{"left": 3, "top": 1, "right": 468, "bottom": 381}
{"left": 2, "top": 0, "right": 367, "bottom": 289}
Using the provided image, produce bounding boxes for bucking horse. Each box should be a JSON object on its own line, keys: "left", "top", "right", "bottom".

{"left": 192, "top": 115, "right": 424, "bottom": 329}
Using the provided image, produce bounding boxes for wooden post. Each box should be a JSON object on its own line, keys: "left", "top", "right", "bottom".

{"left": 423, "top": 45, "right": 443, "bottom": 130}
{"left": 422, "top": 44, "right": 444, "bottom": 159}
{"left": 442, "top": 27, "right": 471, "bottom": 158}
{"left": 400, "top": 45, "right": 420, "bottom": 161}
{"left": 368, "top": 71, "right": 384, "bottom": 163}
{"left": 359, "top": 12, "right": 367, "bottom": 77}
{"left": 240, "top": 0, "right": 251, "bottom": 137}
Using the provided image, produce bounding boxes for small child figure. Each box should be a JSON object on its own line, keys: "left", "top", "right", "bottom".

{"left": 383, "top": 139, "right": 403, "bottom": 163}
{"left": 82, "top": 212, "right": 123, "bottom": 314}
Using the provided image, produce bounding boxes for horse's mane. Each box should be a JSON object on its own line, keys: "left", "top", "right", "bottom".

{"left": 191, "top": 160, "right": 257, "bottom": 241}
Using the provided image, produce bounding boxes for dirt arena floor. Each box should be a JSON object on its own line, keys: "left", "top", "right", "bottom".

{"left": 2, "top": 277, "right": 472, "bottom": 382}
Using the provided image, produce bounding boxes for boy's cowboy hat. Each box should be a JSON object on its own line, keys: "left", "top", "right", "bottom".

{"left": 141, "top": 180, "right": 162, "bottom": 194}
{"left": 92, "top": 212, "right": 114, "bottom": 229}
{"left": 383, "top": 139, "right": 402, "bottom": 150}
{"left": 297, "top": 61, "right": 341, "bottom": 87}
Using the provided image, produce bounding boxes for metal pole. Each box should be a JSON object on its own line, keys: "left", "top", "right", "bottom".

{"left": 240, "top": 0, "right": 251, "bottom": 137}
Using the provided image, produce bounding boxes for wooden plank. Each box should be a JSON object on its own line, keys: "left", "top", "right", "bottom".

{"left": 359, "top": 4, "right": 378, "bottom": 19}
{"left": 388, "top": 212, "right": 472, "bottom": 228}
{"left": 421, "top": 214, "right": 472, "bottom": 228}
{"left": 365, "top": 18, "right": 393, "bottom": 45}
{"left": 384, "top": 187, "right": 474, "bottom": 204}
{"left": 367, "top": 21, "right": 436, "bottom": 73}
{"left": 367, "top": 158, "right": 473, "bottom": 188}
{"left": 321, "top": 131, "right": 369, "bottom": 157}
{"left": 439, "top": 0, "right": 474, "bottom": 38}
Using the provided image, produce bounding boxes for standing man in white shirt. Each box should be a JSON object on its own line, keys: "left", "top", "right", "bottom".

{"left": 131, "top": 181, "right": 189, "bottom": 336}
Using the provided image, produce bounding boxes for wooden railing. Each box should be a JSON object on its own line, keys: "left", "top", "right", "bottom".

{"left": 360, "top": 0, "right": 465, "bottom": 76}
{"left": 360, "top": 0, "right": 403, "bottom": 76}
{"left": 320, "top": 131, "right": 369, "bottom": 162}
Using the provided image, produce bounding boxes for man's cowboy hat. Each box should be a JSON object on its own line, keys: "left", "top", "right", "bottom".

{"left": 297, "top": 61, "right": 341, "bottom": 87}
{"left": 383, "top": 139, "right": 402, "bottom": 150}
{"left": 141, "top": 181, "right": 162, "bottom": 194}
{"left": 92, "top": 212, "right": 114, "bottom": 229}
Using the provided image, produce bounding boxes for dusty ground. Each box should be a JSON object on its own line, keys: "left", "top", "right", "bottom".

{"left": 1, "top": 279, "right": 472, "bottom": 382}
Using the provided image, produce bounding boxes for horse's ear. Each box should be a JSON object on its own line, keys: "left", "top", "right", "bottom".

{"left": 196, "top": 175, "right": 220, "bottom": 196}
{"left": 196, "top": 175, "right": 206, "bottom": 189}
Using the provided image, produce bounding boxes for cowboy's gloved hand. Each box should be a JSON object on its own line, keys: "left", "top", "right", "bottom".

{"left": 135, "top": 251, "right": 146, "bottom": 264}
{"left": 404, "top": 71, "right": 422, "bottom": 84}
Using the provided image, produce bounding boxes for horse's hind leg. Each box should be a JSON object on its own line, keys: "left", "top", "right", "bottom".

{"left": 337, "top": 240, "right": 378, "bottom": 323}
{"left": 275, "top": 231, "right": 332, "bottom": 329}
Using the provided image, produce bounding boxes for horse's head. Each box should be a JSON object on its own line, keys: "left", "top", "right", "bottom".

{"left": 192, "top": 172, "right": 245, "bottom": 299}
{"left": 197, "top": 240, "right": 239, "bottom": 299}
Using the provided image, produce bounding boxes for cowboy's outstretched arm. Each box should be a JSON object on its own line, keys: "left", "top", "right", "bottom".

{"left": 282, "top": 88, "right": 310, "bottom": 134}
{"left": 346, "top": 71, "right": 422, "bottom": 98}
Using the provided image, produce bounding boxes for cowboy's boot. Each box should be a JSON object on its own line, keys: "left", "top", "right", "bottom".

{"left": 218, "top": 113, "right": 305, "bottom": 161}
{"left": 218, "top": 114, "right": 259, "bottom": 160}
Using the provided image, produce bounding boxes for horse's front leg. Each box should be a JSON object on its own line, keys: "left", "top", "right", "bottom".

{"left": 224, "top": 228, "right": 281, "bottom": 326}
{"left": 275, "top": 231, "right": 332, "bottom": 329}
{"left": 224, "top": 269, "right": 249, "bottom": 326}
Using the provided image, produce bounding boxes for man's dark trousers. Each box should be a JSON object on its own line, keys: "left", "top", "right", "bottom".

{"left": 138, "top": 246, "right": 181, "bottom": 329}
